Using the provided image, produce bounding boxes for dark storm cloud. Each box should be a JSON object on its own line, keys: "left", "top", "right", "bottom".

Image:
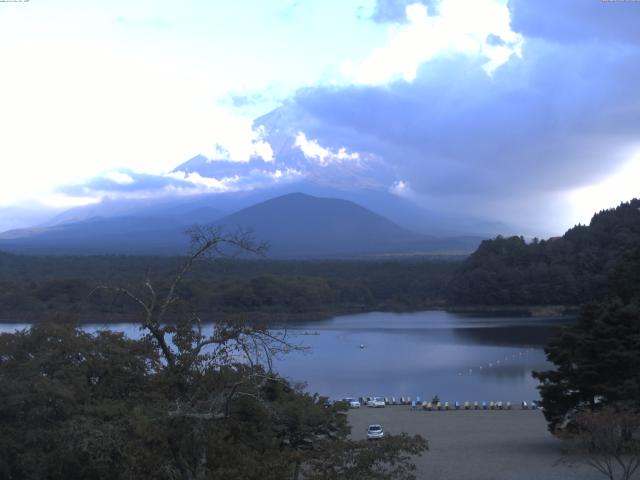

{"left": 286, "top": 41, "right": 640, "bottom": 197}
{"left": 370, "top": 0, "right": 440, "bottom": 23}
{"left": 509, "top": 0, "right": 640, "bottom": 44}
{"left": 260, "top": 2, "right": 640, "bottom": 228}
{"left": 54, "top": 0, "right": 640, "bottom": 234}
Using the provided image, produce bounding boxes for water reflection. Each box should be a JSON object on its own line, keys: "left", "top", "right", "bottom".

{"left": 273, "top": 310, "right": 570, "bottom": 401}
{"left": 0, "top": 311, "right": 572, "bottom": 403}
{"left": 452, "top": 323, "right": 565, "bottom": 347}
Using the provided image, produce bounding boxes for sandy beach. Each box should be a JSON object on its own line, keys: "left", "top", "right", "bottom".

{"left": 348, "top": 407, "right": 602, "bottom": 480}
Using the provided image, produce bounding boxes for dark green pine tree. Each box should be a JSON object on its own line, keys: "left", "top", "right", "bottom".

{"left": 534, "top": 247, "right": 640, "bottom": 432}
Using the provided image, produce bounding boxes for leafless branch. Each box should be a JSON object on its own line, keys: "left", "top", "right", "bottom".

{"left": 565, "top": 406, "right": 640, "bottom": 480}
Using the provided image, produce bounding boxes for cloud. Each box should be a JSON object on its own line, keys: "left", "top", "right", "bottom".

{"left": 277, "top": 0, "right": 305, "bottom": 20}
{"left": 103, "top": 172, "right": 135, "bottom": 185}
{"left": 259, "top": 5, "right": 640, "bottom": 232}
{"left": 348, "top": 0, "right": 522, "bottom": 84}
{"left": 486, "top": 33, "right": 506, "bottom": 46}
{"left": 389, "top": 180, "right": 412, "bottom": 197}
{"left": 567, "top": 154, "right": 640, "bottom": 228}
{"left": 509, "top": 0, "right": 640, "bottom": 44}
{"left": 222, "top": 87, "right": 286, "bottom": 117}
{"left": 370, "top": 0, "right": 441, "bottom": 23}
{"left": 228, "top": 93, "right": 268, "bottom": 108}
{"left": 169, "top": 167, "right": 303, "bottom": 193}
{"left": 208, "top": 119, "right": 274, "bottom": 163}
{"left": 12, "top": 0, "right": 638, "bottom": 236}
{"left": 294, "top": 132, "right": 361, "bottom": 166}
{"left": 57, "top": 160, "right": 308, "bottom": 204}
{"left": 59, "top": 170, "right": 197, "bottom": 197}
{"left": 166, "top": 171, "right": 232, "bottom": 192}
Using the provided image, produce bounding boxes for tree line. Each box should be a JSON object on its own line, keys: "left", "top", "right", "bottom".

{"left": 0, "top": 254, "right": 458, "bottom": 322}
{"left": 448, "top": 199, "right": 640, "bottom": 306}
{"left": 518, "top": 202, "right": 640, "bottom": 479}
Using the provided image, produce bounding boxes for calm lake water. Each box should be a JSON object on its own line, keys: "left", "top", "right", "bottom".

{"left": 0, "top": 310, "right": 570, "bottom": 403}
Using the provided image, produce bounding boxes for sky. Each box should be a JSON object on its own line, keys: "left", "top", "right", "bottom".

{"left": 1, "top": 0, "right": 639, "bottom": 235}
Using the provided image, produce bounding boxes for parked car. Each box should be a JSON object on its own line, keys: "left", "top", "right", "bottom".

{"left": 367, "top": 396, "right": 386, "bottom": 408}
{"left": 367, "top": 424, "right": 384, "bottom": 440}
{"left": 342, "top": 397, "right": 361, "bottom": 408}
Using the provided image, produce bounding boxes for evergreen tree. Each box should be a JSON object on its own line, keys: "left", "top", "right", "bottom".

{"left": 534, "top": 247, "right": 640, "bottom": 432}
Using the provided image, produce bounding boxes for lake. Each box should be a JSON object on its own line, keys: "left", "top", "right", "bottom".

{"left": 0, "top": 310, "right": 569, "bottom": 403}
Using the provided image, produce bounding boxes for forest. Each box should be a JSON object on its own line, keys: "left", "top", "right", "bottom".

{"left": 1, "top": 199, "right": 639, "bottom": 323}
{"left": 0, "top": 229, "right": 428, "bottom": 479}
{"left": 1, "top": 201, "right": 639, "bottom": 478}
{"left": 448, "top": 199, "right": 640, "bottom": 306}
{"left": 0, "top": 253, "right": 459, "bottom": 323}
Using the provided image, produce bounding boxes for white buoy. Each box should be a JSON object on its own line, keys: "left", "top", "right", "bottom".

{"left": 360, "top": 344, "right": 365, "bottom": 349}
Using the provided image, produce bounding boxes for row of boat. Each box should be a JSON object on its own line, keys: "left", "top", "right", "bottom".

{"left": 353, "top": 397, "right": 541, "bottom": 410}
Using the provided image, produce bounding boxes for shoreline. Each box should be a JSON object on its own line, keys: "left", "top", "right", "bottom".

{"left": 446, "top": 304, "right": 579, "bottom": 318}
{"left": 0, "top": 304, "right": 578, "bottom": 324}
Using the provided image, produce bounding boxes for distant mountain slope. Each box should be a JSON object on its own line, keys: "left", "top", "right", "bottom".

{"left": 40, "top": 146, "right": 509, "bottom": 238}
{"left": 0, "top": 206, "right": 223, "bottom": 255}
{"left": 0, "top": 193, "right": 482, "bottom": 257}
{"left": 448, "top": 198, "right": 640, "bottom": 305}
{"left": 214, "top": 193, "right": 481, "bottom": 257}
{"left": 46, "top": 182, "right": 496, "bottom": 237}
{"left": 43, "top": 195, "right": 224, "bottom": 228}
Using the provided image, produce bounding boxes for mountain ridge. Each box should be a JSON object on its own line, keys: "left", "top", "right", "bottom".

{"left": 0, "top": 192, "right": 483, "bottom": 257}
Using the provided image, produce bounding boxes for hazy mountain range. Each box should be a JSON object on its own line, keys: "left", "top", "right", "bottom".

{"left": 0, "top": 108, "right": 503, "bottom": 256}
{"left": 0, "top": 192, "right": 482, "bottom": 257}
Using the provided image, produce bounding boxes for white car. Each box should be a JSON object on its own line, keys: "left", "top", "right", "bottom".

{"left": 367, "top": 396, "right": 386, "bottom": 408}
{"left": 367, "top": 424, "right": 384, "bottom": 440}
{"left": 343, "top": 397, "right": 361, "bottom": 408}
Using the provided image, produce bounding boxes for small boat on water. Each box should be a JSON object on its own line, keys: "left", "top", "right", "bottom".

{"left": 360, "top": 344, "right": 365, "bottom": 349}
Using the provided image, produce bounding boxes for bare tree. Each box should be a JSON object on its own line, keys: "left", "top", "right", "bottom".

{"left": 93, "top": 225, "right": 302, "bottom": 420}
{"left": 569, "top": 406, "right": 640, "bottom": 480}
{"left": 46, "top": 225, "right": 428, "bottom": 480}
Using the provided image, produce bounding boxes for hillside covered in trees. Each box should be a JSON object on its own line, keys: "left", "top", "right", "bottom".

{"left": 0, "top": 254, "right": 458, "bottom": 322}
{"left": 532, "top": 222, "right": 640, "bottom": 435}
{"left": 448, "top": 199, "right": 640, "bottom": 306}
{"left": 2, "top": 199, "right": 639, "bottom": 322}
